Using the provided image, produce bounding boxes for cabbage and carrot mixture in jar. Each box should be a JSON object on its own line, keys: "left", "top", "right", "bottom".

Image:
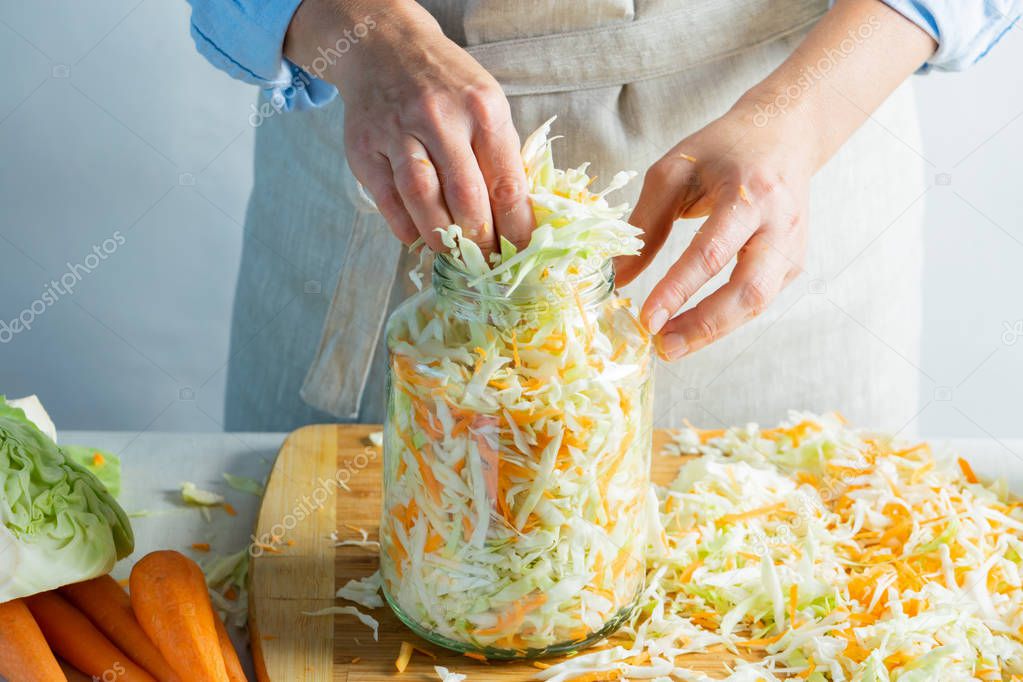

{"left": 379, "top": 120, "right": 654, "bottom": 658}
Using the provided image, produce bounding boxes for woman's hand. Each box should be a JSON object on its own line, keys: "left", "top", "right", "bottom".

{"left": 285, "top": 0, "right": 533, "bottom": 252}
{"left": 616, "top": 102, "right": 813, "bottom": 360}
{"left": 616, "top": 0, "right": 935, "bottom": 361}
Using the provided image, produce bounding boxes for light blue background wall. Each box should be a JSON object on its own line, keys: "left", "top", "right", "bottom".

{"left": 1, "top": 2, "right": 1021, "bottom": 435}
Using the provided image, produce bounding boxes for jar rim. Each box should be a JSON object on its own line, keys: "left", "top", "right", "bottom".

{"left": 432, "top": 255, "right": 615, "bottom": 311}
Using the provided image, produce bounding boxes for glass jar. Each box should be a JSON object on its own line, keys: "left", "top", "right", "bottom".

{"left": 379, "top": 254, "right": 652, "bottom": 659}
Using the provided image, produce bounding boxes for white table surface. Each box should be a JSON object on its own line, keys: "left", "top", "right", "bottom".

{"left": 57, "top": 430, "right": 1023, "bottom": 680}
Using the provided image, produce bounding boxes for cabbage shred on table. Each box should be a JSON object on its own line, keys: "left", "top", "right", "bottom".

{"left": 381, "top": 118, "right": 654, "bottom": 653}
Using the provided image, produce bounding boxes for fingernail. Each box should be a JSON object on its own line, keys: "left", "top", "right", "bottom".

{"left": 647, "top": 307, "right": 669, "bottom": 335}
{"left": 657, "top": 333, "right": 689, "bottom": 360}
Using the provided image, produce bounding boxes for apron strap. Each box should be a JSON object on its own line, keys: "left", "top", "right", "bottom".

{"left": 466, "top": 0, "right": 826, "bottom": 96}
{"left": 300, "top": 210, "right": 400, "bottom": 420}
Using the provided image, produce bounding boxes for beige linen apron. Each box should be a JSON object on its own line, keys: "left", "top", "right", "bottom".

{"left": 225, "top": 0, "right": 925, "bottom": 433}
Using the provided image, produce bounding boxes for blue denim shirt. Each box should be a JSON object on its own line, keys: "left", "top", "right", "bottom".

{"left": 186, "top": 1, "right": 1020, "bottom": 112}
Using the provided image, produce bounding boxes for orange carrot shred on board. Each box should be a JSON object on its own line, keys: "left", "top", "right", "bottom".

{"left": 0, "top": 598, "right": 66, "bottom": 682}
{"left": 60, "top": 574, "right": 182, "bottom": 682}
{"left": 191, "top": 543, "right": 211, "bottom": 552}
{"left": 25, "top": 591, "right": 158, "bottom": 682}
{"left": 129, "top": 550, "right": 231, "bottom": 682}
{"left": 394, "top": 641, "right": 414, "bottom": 672}
{"left": 463, "top": 652, "right": 488, "bottom": 662}
{"left": 222, "top": 503, "right": 237, "bottom": 517}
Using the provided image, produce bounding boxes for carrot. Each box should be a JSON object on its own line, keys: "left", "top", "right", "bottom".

{"left": 60, "top": 575, "right": 181, "bottom": 682}
{"left": 212, "top": 614, "right": 247, "bottom": 682}
{"left": 129, "top": 550, "right": 230, "bottom": 682}
{"left": 0, "top": 598, "right": 66, "bottom": 682}
{"left": 958, "top": 457, "right": 979, "bottom": 484}
{"left": 24, "top": 592, "right": 156, "bottom": 682}
{"left": 57, "top": 660, "right": 89, "bottom": 682}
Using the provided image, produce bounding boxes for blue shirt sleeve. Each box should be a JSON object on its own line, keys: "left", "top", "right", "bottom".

{"left": 878, "top": 0, "right": 1022, "bottom": 72}
{"left": 186, "top": 0, "right": 338, "bottom": 111}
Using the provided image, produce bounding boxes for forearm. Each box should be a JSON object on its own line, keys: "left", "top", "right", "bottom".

{"left": 734, "top": 0, "right": 937, "bottom": 171}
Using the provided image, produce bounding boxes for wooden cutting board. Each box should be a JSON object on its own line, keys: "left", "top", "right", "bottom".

{"left": 249, "top": 424, "right": 747, "bottom": 681}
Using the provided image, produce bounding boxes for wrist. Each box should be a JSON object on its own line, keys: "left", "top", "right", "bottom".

{"left": 285, "top": 0, "right": 442, "bottom": 88}
{"left": 729, "top": 85, "right": 824, "bottom": 176}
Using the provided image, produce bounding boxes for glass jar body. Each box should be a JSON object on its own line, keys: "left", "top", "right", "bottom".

{"left": 380, "top": 262, "right": 652, "bottom": 658}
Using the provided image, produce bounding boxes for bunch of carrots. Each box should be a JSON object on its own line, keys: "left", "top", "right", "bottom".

{"left": 0, "top": 550, "right": 247, "bottom": 682}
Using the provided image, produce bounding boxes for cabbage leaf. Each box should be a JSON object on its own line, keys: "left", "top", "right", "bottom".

{"left": 0, "top": 396, "right": 134, "bottom": 601}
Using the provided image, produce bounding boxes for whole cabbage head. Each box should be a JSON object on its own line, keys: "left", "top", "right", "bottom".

{"left": 0, "top": 396, "right": 133, "bottom": 601}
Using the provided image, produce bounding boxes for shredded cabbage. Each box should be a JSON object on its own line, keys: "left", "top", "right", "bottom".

{"left": 180, "top": 481, "right": 225, "bottom": 506}
{"left": 533, "top": 412, "right": 1023, "bottom": 681}
{"left": 381, "top": 119, "right": 653, "bottom": 655}
{"left": 304, "top": 605, "right": 380, "bottom": 640}
{"left": 202, "top": 547, "right": 250, "bottom": 628}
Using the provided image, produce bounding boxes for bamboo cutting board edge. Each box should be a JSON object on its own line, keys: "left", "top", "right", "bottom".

{"left": 250, "top": 424, "right": 740, "bottom": 681}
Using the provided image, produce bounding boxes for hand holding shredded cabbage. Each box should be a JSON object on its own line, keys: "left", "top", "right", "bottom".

{"left": 0, "top": 396, "right": 133, "bottom": 602}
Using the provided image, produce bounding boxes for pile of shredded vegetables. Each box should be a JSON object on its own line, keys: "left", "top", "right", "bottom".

{"left": 380, "top": 119, "right": 654, "bottom": 654}
{"left": 345, "top": 413, "right": 1023, "bottom": 679}
{"left": 531, "top": 412, "right": 1023, "bottom": 681}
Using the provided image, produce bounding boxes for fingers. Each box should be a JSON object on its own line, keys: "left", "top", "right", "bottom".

{"left": 347, "top": 152, "right": 419, "bottom": 245}
{"left": 640, "top": 191, "right": 760, "bottom": 335}
{"left": 388, "top": 136, "right": 453, "bottom": 251}
{"left": 655, "top": 231, "right": 798, "bottom": 360}
{"left": 471, "top": 108, "right": 534, "bottom": 249}
{"left": 615, "top": 159, "right": 691, "bottom": 287}
{"left": 426, "top": 131, "right": 497, "bottom": 252}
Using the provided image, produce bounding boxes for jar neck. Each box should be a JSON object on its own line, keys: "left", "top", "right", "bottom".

{"left": 432, "top": 256, "right": 615, "bottom": 317}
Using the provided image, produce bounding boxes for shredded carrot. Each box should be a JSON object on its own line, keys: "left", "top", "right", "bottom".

{"left": 252, "top": 542, "right": 281, "bottom": 554}
{"left": 424, "top": 533, "right": 444, "bottom": 553}
{"left": 190, "top": 543, "right": 211, "bottom": 552}
{"left": 463, "top": 652, "right": 488, "bottom": 662}
{"left": 717, "top": 502, "right": 788, "bottom": 525}
{"left": 737, "top": 633, "right": 784, "bottom": 647}
{"left": 797, "top": 656, "right": 817, "bottom": 679}
{"left": 678, "top": 152, "right": 698, "bottom": 163}
{"left": 789, "top": 584, "right": 799, "bottom": 627}
{"left": 958, "top": 457, "right": 979, "bottom": 484}
{"left": 222, "top": 503, "right": 237, "bottom": 517}
{"left": 92, "top": 452, "right": 105, "bottom": 467}
{"left": 394, "top": 641, "right": 414, "bottom": 672}
{"left": 738, "top": 184, "right": 752, "bottom": 206}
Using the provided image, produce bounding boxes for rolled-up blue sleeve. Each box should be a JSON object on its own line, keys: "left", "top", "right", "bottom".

{"left": 187, "top": 0, "right": 338, "bottom": 111}
{"left": 878, "top": 0, "right": 1022, "bottom": 72}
